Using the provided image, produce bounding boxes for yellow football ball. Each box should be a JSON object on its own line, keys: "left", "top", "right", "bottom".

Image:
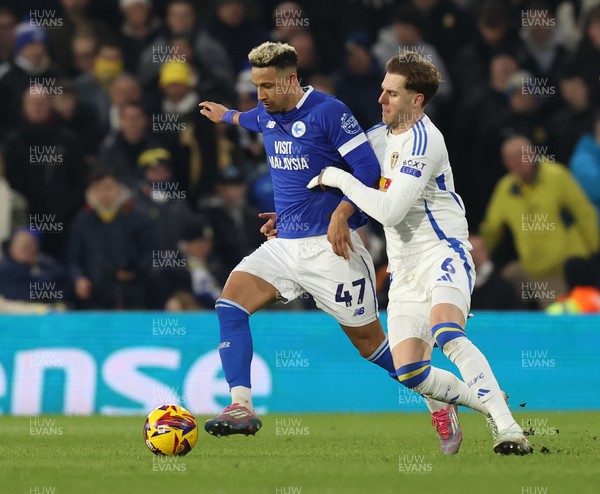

{"left": 143, "top": 404, "right": 198, "bottom": 456}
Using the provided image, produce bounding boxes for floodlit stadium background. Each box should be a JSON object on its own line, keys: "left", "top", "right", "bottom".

{"left": 0, "top": 0, "right": 598, "bottom": 412}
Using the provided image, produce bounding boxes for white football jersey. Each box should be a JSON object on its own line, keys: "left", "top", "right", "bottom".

{"left": 366, "top": 115, "right": 471, "bottom": 272}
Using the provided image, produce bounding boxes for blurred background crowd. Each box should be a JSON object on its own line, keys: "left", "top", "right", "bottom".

{"left": 0, "top": 0, "right": 599, "bottom": 313}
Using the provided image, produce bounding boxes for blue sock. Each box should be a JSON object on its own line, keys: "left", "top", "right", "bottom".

{"left": 366, "top": 337, "right": 397, "bottom": 379}
{"left": 396, "top": 360, "right": 432, "bottom": 388}
{"left": 215, "top": 298, "right": 253, "bottom": 388}
{"left": 431, "top": 322, "right": 466, "bottom": 349}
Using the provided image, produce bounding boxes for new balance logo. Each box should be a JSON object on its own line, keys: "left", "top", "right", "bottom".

{"left": 477, "top": 388, "right": 490, "bottom": 398}
{"left": 218, "top": 342, "right": 231, "bottom": 349}
{"left": 353, "top": 307, "right": 365, "bottom": 317}
{"left": 437, "top": 274, "right": 453, "bottom": 282}
{"left": 266, "top": 121, "right": 276, "bottom": 128}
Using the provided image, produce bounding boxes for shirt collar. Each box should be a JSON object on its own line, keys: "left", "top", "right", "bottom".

{"left": 295, "top": 85, "right": 314, "bottom": 109}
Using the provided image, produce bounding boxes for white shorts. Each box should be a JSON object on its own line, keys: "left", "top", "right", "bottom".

{"left": 233, "top": 231, "right": 379, "bottom": 327}
{"left": 387, "top": 242, "right": 475, "bottom": 347}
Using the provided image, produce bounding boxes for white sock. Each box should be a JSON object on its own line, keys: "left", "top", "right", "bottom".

{"left": 442, "top": 338, "right": 518, "bottom": 431}
{"left": 414, "top": 366, "right": 488, "bottom": 414}
{"left": 422, "top": 396, "right": 447, "bottom": 414}
{"left": 231, "top": 385, "right": 253, "bottom": 410}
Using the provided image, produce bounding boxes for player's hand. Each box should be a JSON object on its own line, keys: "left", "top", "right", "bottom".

{"left": 199, "top": 101, "right": 229, "bottom": 123}
{"left": 75, "top": 277, "right": 92, "bottom": 300}
{"left": 328, "top": 207, "right": 356, "bottom": 261}
{"left": 306, "top": 167, "right": 344, "bottom": 190}
{"left": 259, "top": 212, "right": 278, "bottom": 240}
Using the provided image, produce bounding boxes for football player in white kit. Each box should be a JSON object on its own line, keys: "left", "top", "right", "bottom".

{"left": 309, "top": 52, "right": 532, "bottom": 455}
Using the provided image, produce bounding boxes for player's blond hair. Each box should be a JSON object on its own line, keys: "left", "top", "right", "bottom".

{"left": 248, "top": 42, "right": 297, "bottom": 70}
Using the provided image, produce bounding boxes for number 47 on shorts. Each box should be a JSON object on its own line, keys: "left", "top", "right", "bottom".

{"left": 335, "top": 278, "right": 366, "bottom": 307}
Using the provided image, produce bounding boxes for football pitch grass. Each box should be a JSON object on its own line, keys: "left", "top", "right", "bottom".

{"left": 4, "top": 412, "right": 599, "bottom": 494}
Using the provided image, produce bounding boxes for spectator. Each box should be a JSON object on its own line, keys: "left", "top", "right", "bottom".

{"left": 0, "top": 21, "right": 62, "bottom": 134}
{"left": 479, "top": 135, "right": 599, "bottom": 308}
{"left": 152, "top": 60, "right": 219, "bottom": 204}
{"left": 270, "top": 0, "right": 353, "bottom": 71}
{"left": 48, "top": 0, "right": 114, "bottom": 76}
{"left": 570, "top": 111, "right": 600, "bottom": 228}
{"left": 52, "top": 79, "right": 104, "bottom": 157}
{"left": 208, "top": 0, "right": 268, "bottom": 74}
{"left": 234, "top": 66, "right": 264, "bottom": 164}
{"left": 108, "top": 73, "right": 143, "bottom": 131}
{"left": 232, "top": 67, "right": 273, "bottom": 212}
{"left": 452, "top": 65, "right": 551, "bottom": 227}
{"left": 68, "top": 169, "right": 156, "bottom": 309}
{"left": 179, "top": 217, "right": 225, "bottom": 309}
{"left": 134, "top": 147, "right": 198, "bottom": 307}
{"left": 287, "top": 31, "right": 323, "bottom": 83}
{"left": 308, "top": 73, "right": 335, "bottom": 95}
{"left": 0, "top": 7, "right": 17, "bottom": 64}
{"left": 70, "top": 28, "right": 98, "bottom": 77}
{"left": 469, "top": 234, "right": 522, "bottom": 311}
{"left": 97, "top": 102, "right": 154, "bottom": 187}
{"left": 519, "top": 0, "right": 568, "bottom": 82}
{"left": 270, "top": 2, "right": 307, "bottom": 43}
{"left": 3, "top": 86, "right": 86, "bottom": 260}
{"left": 333, "top": 32, "right": 384, "bottom": 130}
{"left": 453, "top": 0, "right": 526, "bottom": 98}
{"left": 451, "top": 52, "right": 519, "bottom": 223}
{"left": 548, "top": 70, "right": 594, "bottom": 164}
{"left": 0, "top": 152, "right": 28, "bottom": 252}
{"left": 133, "top": 147, "right": 195, "bottom": 251}
{"left": 138, "top": 0, "right": 234, "bottom": 102}
{"left": 0, "top": 228, "right": 68, "bottom": 305}
{"left": 198, "top": 166, "right": 264, "bottom": 274}
{"left": 501, "top": 70, "right": 553, "bottom": 140}
{"left": 75, "top": 39, "right": 125, "bottom": 132}
{"left": 334, "top": 0, "right": 396, "bottom": 42}
{"left": 570, "top": 5, "right": 600, "bottom": 105}
{"left": 119, "top": 0, "right": 162, "bottom": 74}
{"left": 409, "top": 0, "right": 475, "bottom": 65}
{"left": 372, "top": 4, "right": 452, "bottom": 120}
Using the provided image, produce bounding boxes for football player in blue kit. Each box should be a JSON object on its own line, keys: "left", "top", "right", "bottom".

{"left": 199, "top": 41, "right": 453, "bottom": 439}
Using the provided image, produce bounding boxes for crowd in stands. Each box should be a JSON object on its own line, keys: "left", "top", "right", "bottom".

{"left": 0, "top": 0, "right": 599, "bottom": 312}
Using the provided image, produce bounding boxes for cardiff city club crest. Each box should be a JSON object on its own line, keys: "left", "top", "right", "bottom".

{"left": 391, "top": 152, "right": 399, "bottom": 169}
{"left": 291, "top": 121, "right": 306, "bottom": 137}
{"left": 341, "top": 113, "right": 360, "bottom": 134}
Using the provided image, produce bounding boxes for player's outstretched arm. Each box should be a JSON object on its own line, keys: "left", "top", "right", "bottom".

{"left": 200, "top": 101, "right": 261, "bottom": 132}
{"left": 199, "top": 101, "right": 239, "bottom": 124}
{"left": 308, "top": 165, "right": 429, "bottom": 227}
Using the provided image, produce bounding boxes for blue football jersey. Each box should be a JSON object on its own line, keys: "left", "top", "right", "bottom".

{"left": 239, "top": 86, "right": 380, "bottom": 238}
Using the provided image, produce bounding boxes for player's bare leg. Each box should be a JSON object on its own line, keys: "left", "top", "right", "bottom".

{"left": 431, "top": 302, "right": 532, "bottom": 455}
{"left": 205, "top": 271, "right": 277, "bottom": 438}
{"left": 341, "top": 320, "right": 388, "bottom": 359}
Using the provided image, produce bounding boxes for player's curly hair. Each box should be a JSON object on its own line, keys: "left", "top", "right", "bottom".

{"left": 248, "top": 42, "right": 297, "bottom": 70}
{"left": 386, "top": 52, "right": 441, "bottom": 106}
